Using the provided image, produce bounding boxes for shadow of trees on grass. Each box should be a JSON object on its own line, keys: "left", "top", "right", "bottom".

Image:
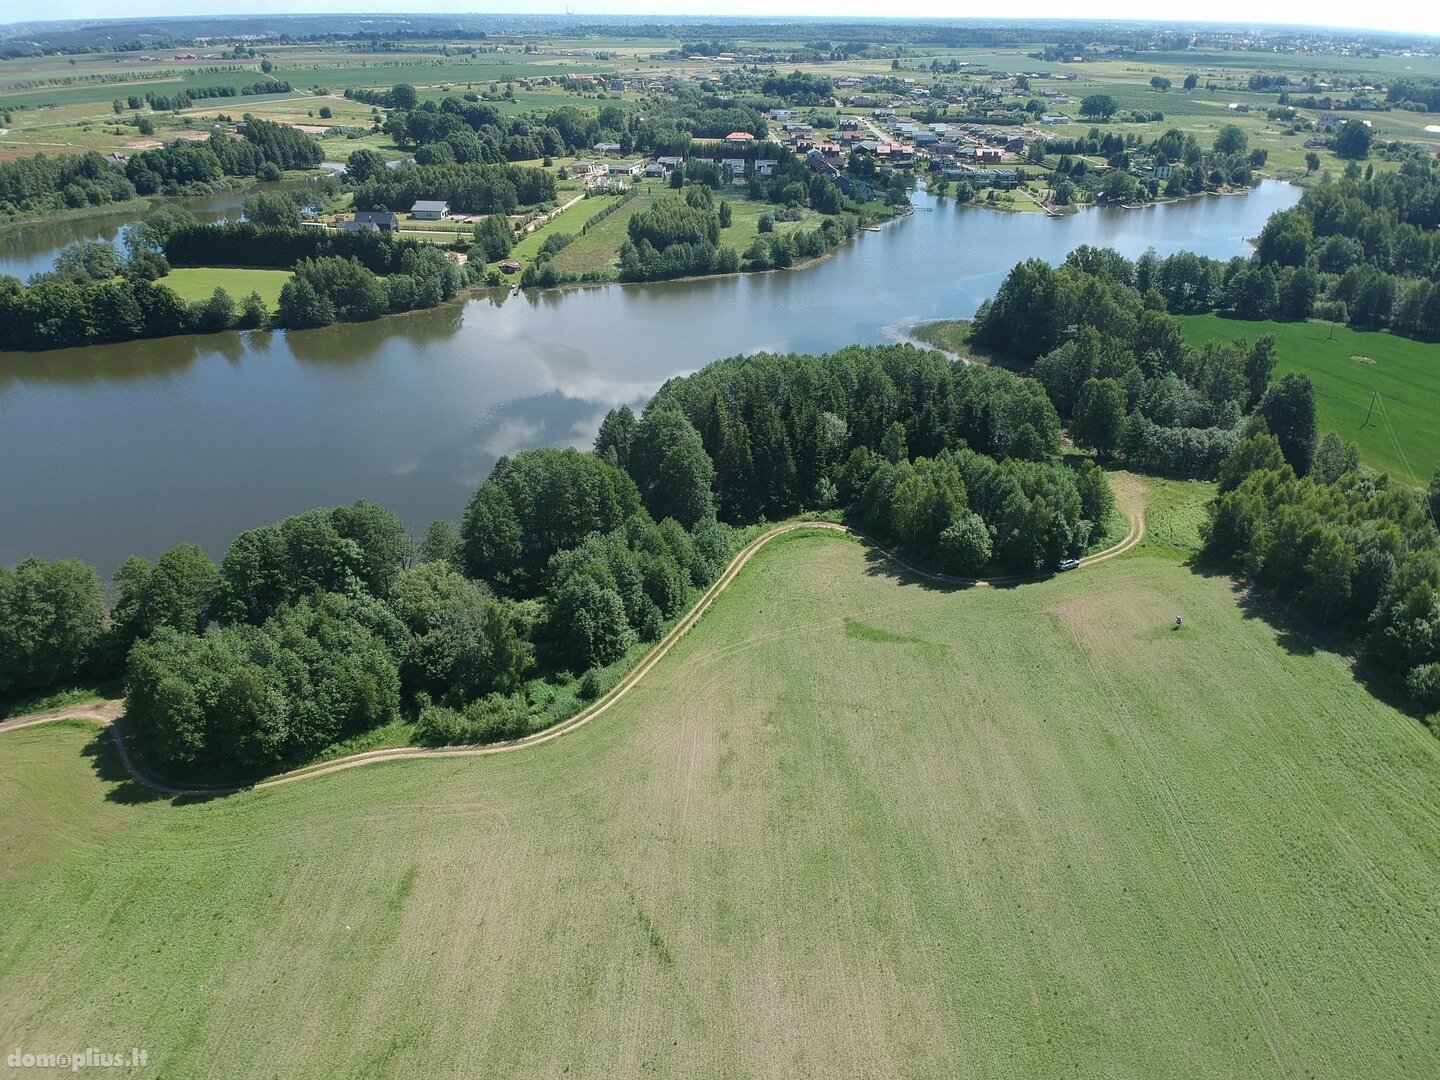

{"left": 1185, "top": 553, "right": 1426, "bottom": 721}
{"left": 82, "top": 728, "right": 233, "bottom": 807}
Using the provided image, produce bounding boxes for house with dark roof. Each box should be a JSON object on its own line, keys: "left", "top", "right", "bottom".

{"left": 342, "top": 210, "right": 399, "bottom": 233}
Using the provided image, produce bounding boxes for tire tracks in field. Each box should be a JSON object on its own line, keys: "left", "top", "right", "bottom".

{"left": 0, "top": 499, "right": 1145, "bottom": 799}
{"left": 1066, "top": 598, "right": 1296, "bottom": 1077}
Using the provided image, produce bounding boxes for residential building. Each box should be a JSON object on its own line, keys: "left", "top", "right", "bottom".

{"left": 342, "top": 210, "right": 399, "bottom": 233}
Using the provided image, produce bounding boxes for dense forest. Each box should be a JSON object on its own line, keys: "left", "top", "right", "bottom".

{"left": 971, "top": 246, "right": 1317, "bottom": 479}
{"left": 351, "top": 160, "right": 555, "bottom": 214}
{"left": 623, "top": 344, "right": 1111, "bottom": 571}
{"left": 1, "top": 344, "right": 1117, "bottom": 779}
{"left": 130, "top": 80, "right": 295, "bottom": 113}
{"left": 1249, "top": 163, "right": 1440, "bottom": 339}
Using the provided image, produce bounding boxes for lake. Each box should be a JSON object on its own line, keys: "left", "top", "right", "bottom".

{"left": 0, "top": 181, "right": 1300, "bottom": 573}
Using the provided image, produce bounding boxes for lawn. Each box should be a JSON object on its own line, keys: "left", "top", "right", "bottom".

{"left": 162, "top": 267, "right": 291, "bottom": 312}
{"left": 1180, "top": 314, "right": 1440, "bottom": 483}
{"left": 3, "top": 484, "right": 1438, "bottom": 1077}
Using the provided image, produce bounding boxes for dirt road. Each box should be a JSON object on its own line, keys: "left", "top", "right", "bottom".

{"left": 1, "top": 503, "right": 1144, "bottom": 796}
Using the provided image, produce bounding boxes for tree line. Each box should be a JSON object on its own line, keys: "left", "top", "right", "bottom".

{"left": 1249, "top": 163, "right": 1440, "bottom": 339}
{"left": 275, "top": 248, "right": 464, "bottom": 329}
{"left": 351, "top": 160, "right": 554, "bottom": 215}
{"left": 133, "top": 81, "right": 294, "bottom": 113}
{"left": 0, "top": 118, "right": 323, "bottom": 223}
{"left": 1205, "top": 433, "right": 1440, "bottom": 716}
{"left": 164, "top": 219, "right": 439, "bottom": 273}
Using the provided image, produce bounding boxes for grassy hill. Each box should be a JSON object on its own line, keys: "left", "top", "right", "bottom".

{"left": 2, "top": 481, "right": 1438, "bottom": 1078}
{"left": 1180, "top": 314, "right": 1440, "bottom": 483}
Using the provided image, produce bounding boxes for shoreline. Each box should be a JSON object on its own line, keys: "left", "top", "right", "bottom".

{"left": 495, "top": 206, "right": 908, "bottom": 300}
{"left": 924, "top": 177, "right": 1273, "bottom": 220}
{"left": 0, "top": 170, "right": 323, "bottom": 237}
{"left": 1, "top": 179, "right": 1296, "bottom": 354}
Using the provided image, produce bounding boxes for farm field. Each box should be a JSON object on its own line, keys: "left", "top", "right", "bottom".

{"left": 3, "top": 490, "right": 1438, "bottom": 1078}
{"left": 1180, "top": 314, "right": 1440, "bottom": 482}
{"left": 160, "top": 267, "right": 291, "bottom": 311}
{"left": 3, "top": 31, "right": 1438, "bottom": 177}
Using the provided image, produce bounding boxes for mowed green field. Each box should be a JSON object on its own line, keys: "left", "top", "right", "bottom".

{"left": 1180, "top": 314, "right": 1440, "bottom": 482}
{"left": 160, "top": 267, "right": 291, "bottom": 312}
{"left": 3, "top": 489, "right": 1439, "bottom": 1078}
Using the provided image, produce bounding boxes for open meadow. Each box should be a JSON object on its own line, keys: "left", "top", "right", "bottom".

{"left": 1180, "top": 314, "right": 1440, "bottom": 483}
{"left": 160, "top": 266, "right": 291, "bottom": 312}
{"left": 2, "top": 480, "right": 1437, "bottom": 1078}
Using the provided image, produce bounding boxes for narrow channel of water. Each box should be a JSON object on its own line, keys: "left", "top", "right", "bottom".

{"left": 0, "top": 179, "right": 324, "bottom": 282}
{"left": 0, "top": 181, "right": 1301, "bottom": 571}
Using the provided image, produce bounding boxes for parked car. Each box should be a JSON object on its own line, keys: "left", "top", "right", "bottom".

{"left": 1057, "top": 558, "right": 1081, "bottom": 572}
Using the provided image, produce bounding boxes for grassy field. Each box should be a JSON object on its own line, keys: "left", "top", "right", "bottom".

{"left": 509, "top": 191, "right": 624, "bottom": 264}
{"left": 1180, "top": 314, "right": 1440, "bottom": 483}
{"left": 161, "top": 267, "right": 291, "bottom": 312}
{"left": 3, "top": 481, "right": 1438, "bottom": 1077}
{"left": 545, "top": 185, "right": 829, "bottom": 278}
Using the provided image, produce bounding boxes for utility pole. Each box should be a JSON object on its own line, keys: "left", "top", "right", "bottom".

{"left": 1361, "top": 388, "right": 1378, "bottom": 430}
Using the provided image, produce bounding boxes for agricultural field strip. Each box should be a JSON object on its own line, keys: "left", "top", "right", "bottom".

{"left": 0, "top": 501, "right": 1144, "bottom": 795}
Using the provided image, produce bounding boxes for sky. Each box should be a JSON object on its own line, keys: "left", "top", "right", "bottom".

{"left": 3, "top": 2, "right": 1438, "bottom": 37}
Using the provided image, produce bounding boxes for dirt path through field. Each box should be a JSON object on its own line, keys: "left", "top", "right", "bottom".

{"left": 0, "top": 699, "right": 123, "bottom": 735}
{"left": 1, "top": 493, "right": 1144, "bottom": 797}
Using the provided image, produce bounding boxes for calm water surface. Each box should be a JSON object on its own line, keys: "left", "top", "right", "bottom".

{"left": 0, "top": 179, "right": 324, "bottom": 282}
{"left": 0, "top": 181, "right": 1300, "bottom": 571}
